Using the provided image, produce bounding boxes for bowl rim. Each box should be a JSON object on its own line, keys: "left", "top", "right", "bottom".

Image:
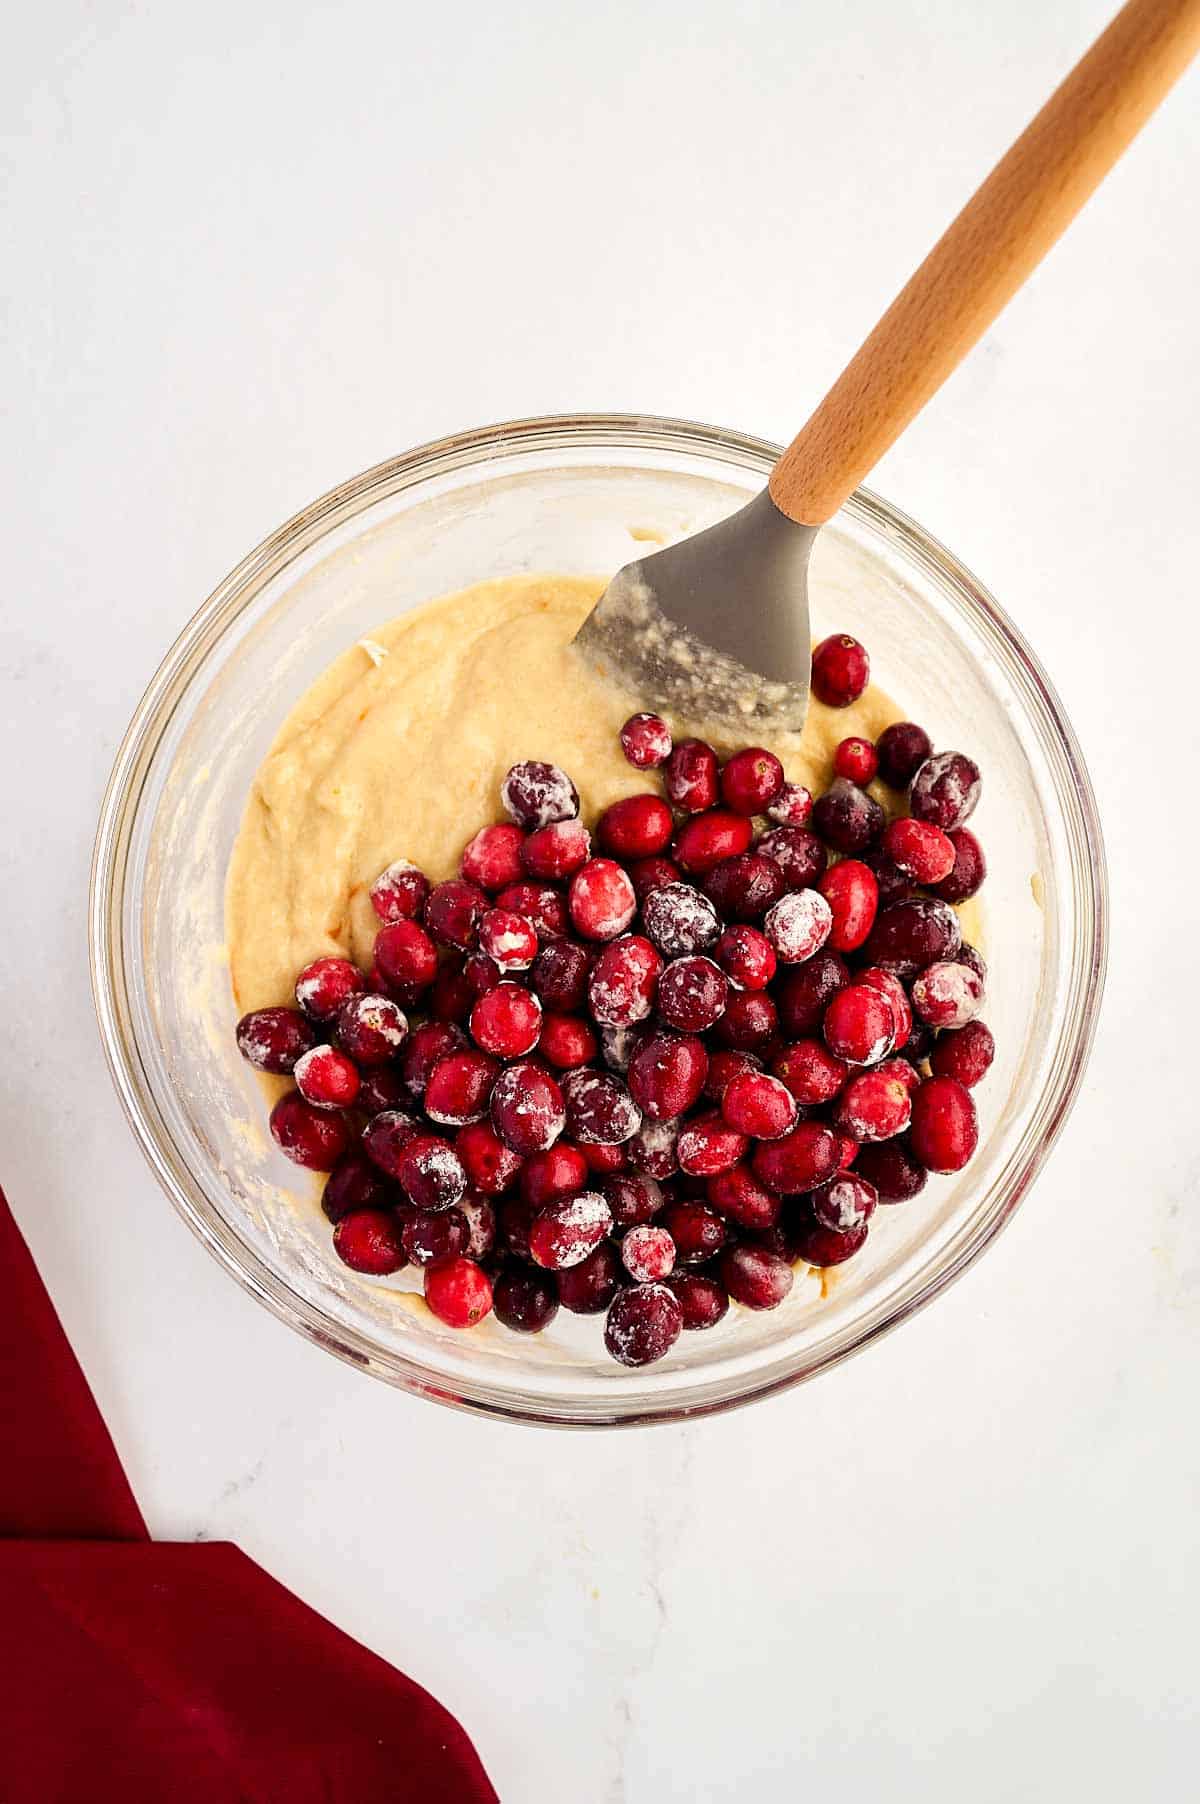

{"left": 89, "top": 411, "right": 1108, "bottom": 1427}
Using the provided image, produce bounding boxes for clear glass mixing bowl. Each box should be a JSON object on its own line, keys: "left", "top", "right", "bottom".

{"left": 90, "top": 415, "right": 1106, "bottom": 1425}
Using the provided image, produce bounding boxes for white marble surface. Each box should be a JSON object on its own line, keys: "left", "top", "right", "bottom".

{"left": 4, "top": 2, "right": 1199, "bottom": 1797}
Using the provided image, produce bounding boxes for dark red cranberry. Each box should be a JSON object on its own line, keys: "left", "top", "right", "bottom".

{"left": 588, "top": 934, "right": 663, "bottom": 1026}
{"left": 538, "top": 1012, "right": 597, "bottom": 1069}
{"left": 767, "top": 782, "right": 813, "bottom": 827}
{"left": 470, "top": 985, "right": 543, "bottom": 1059}
{"left": 628, "top": 854, "right": 682, "bottom": 902}
{"left": 455, "top": 1120, "right": 523, "bottom": 1195}
{"left": 818, "top": 859, "right": 879, "bottom": 953}
{"left": 295, "top": 956, "right": 365, "bottom": 1022}
{"left": 882, "top": 817, "right": 956, "bottom": 884}
{"left": 494, "top": 882, "right": 569, "bottom": 941}
{"left": 321, "top": 1150, "right": 397, "bottom": 1222}
{"left": 603, "top": 1172, "right": 664, "bottom": 1227}
{"left": 909, "top": 751, "right": 981, "bottom": 832}
{"left": 490, "top": 1061, "right": 566, "bottom": 1154}
{"left": 764, "top": 889, "right": 834, "bottom": 964}
{"left": 931, "top": 1019, "right": 995, "bottom": 1087}
{"left": 628, "top": 1030, "right": 709, "bottom": 1120}
{"left": 721, "top": 1069, "right": 798, "bottom": 1140}
{"left": 823, "top": 983, "right": 896, "bottom": 1065}
{"left": 459, "top": 1192, "right": 497, "bottom": 1261}
{"left": 857, "top": 966, "right": 912, "bottom": 1050}
{"left": 660, "top": 1199, "right": 727, "bottom": 1265}
{"left": 910, "top": 1076, "right": 979, "bottom": 1172}
{"left": 706, "top": 1164, "right": 780, "bottom": 1230}
{"left": 399, "top": 1134, "right": 468, "bottom": 1210}
{"left": 369, "top": 859, "right": 430, "bottom": 923}
{"left": 912, "top": 960, "right": 984, "bottom": 1030}
{"left": 813, "top": 778, "right": 884, "bottom": 853}
{"left": 641, "top": 882, "right": 720, "bottom": 957}
{"left": 774, "top": 949, "right": 850, "bottom": 1037}
{"left": 424, "top": 1257, "right": 493, "bottom": 1328}
{"left": 756, "top": 824, "right": 827, "bottom": 890}
{"left": 771, "top": 1039, "right": 847, "bottom": 1106}
{"left": 604, "top": 1283, "right": 683, "bottom": 1366}
{"left": 860, "top": 848, "right": 913, "bottom": 907}
{"left": 334, "top": 993, "right": 408, "bottom": 1067}
{"left": 657, "top": 956, "right": 729, "bottom": 1032}
{"left": 834, "top": 1065, "right": 913, "bottom": 1141}
{"left": 399, "top": 1021, "right": 467, "bottom": 1103}
{"left": 863, "top": 895, "right": 962, "bottom": 976}
{"left": 627, "top": 1117, "right": 681, "bottom": 1180}
{"left": 720, "top": 747, "right": 784, "bottom": 815}
{"left": 269, "top": 1092, "right": 350, "bottom": 1170}
{"left": 557, "top": 1241, "right": 622, "bottom": 1313}
{"left": 677, "top": 1112, "right": 748, "bottom": 1177}
{"left": 957, "top": 943, "right": 988, "bottom": 984}
{"left": 236, "top": 1006, "right": 317, "bottom": 1074}
{"left": 621, "top": 1224, "right": 675, "bottom": 1283}
{"left": 428, "top": 955, "right": 492, "bottom": 1026}
{"left": 497, "top": 1197, "right": 534, "bottom": 1261}
{"left": 929, "top": 828, "right": 987, "bottom": 904}
{"left": 520, "top": 1142, "right": 589, "bottom": 1208}
{"left": 701, "top": 1048, "right": 760, "bottom": 1104}
{"left": 876, "top": 721, "right": 932, "bottom": 789}
{"left": 424, "top": 1049, "right": 499, "bottom": 1125}
{"left": 425, "top": 878, "right": 487, "bottom": 952}
{"left": 361, "top": 1108, "right": 420, "bottom": 1177}
{"left": 529, "top": 939, "right": 590, "bottom": 1012}
{"left": 401, "top": 1205, "right": 469, "bottom": 1267}
{"left": 811, "top": 1173, "right": 877, "bottom": 1233}
{"left": 460, "top": 823, "right": 526, "bottom": 891}
{"left": 811, "top": 633, "right": 869, "bottom": 707}
{"left": 520, "top": 819, "right": 591, "bottom": 881}
{"left": 712, "top": 990, "right": 778, "bottom": 1052}
{"left": 492, "top": 1263, "right": 559, "bottom": 1332}
{"left": 715, "top": 924, "right": 776, "bottom": 991}
{"left": 834, "top": 737, "right": 878, "bottom": 785}
{"left": 529, "top": 1191, "right": 613, "bottom": 1270}
{"left": 563, "top": 1069, "right": 642, "bottom": 1145}
{"left": 720, "top": 1244, "right": 794, "bottom": 1309}
{"left": 500, "top": 760, "right": 579, "bottom": 830}
{"left": 599, "top": 1022, "right": 638, "bottom": 1074}
{"left": 790, "top": 1209, "right": 868, "bottom": 1267}
{"left": 620, "top": 711, "right": 673, "bottom": 769}
{"left": 333, "top": 1208, "right": 407, "bottom": 1274}
{"left": 674, "top": 809, "right": 754, "bottom": 875}
{"left": 477, "top": 908, "right": 539, "bottom": 972}
{"left": 854, "top": 1137, "right": 928, "bottom": 1202}
{"left": 667, "top": 1270, "right": 729, "bottom": 1330}
{"left": 664, "top": 738, "right": 719, "bottom": 813}
{"left": 568, "top": 858, "right": 637, "bottom": 941}
{"left": 900, "top": 1017, "right": 935, "bottom": 1064}
{"left": 373, "top": 920, "right": 438, "bottom": 994}
{"left": 580, "top": 1140, "right": 628, "bottom": 1175}
{"left": 703, "top": 852, "right": 786, "bottom": 921}
{"left": 294, "top": 1043, "right": 361, "bottom": 1110}
{"left": 597, "top": 794, "right": 674, "bottom": 860}
{"left": 751, "top": 1121, "right": 839, "bottom": 1195}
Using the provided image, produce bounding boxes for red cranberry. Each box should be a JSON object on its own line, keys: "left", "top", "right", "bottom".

{"left": 494, "top": 882, "right": 569, "bottom": 941}
{"left": 660, "top": 1200, "right": 727, "bottom": 1265}
{"left": 529, "top": 1191, "right": 613, "bottom": 1269}
{"left": 620, "top": 711, "right": 673, "bottom": 769}
{"left": 716, "top": 924, "right": 776, "bottom": 991}
{"left": 425, "top": 878, "right": 487, "bottom": 952}
{"left": 269, "top": 1092, "right": 350, "bottom": 1170}
{"left": 883, "top": 817, "right": 956, "bottom": 884}
{"left": 580, "top": 1140, "right": 628, "bottom": 1175}
{"left": 811, "top": 633, "right": 869, "bottom": 707}
{"left": 712, "top": 990, "right": 778, "bottom": 1052}
{"left": 563, "top": 1069, "right": 642, "bottom": 1144}
{"left": 604, "top": 1283, "right": 684, "bottom": 1365}
{"left": 538, "top": 1012, "right": 597, "bottom": 1069}
{"left": 701, "top": 1048, "right": 760, "bottom": 1104}
{"left": 751, "top": 1121, "right": 839, "bottom": 1194}
{"left": 295, "top": 956, "right": 365, "bottom": 1022}
{"left": 399, "top": 1134, "right": 468, "bottom": 1210}
{"left": 596, "top": 794, "right": 673, "bottom": 861}
{"left": 627, "top": 1118, "right": 680, "bottom": 1180}
{"left": 677, "top": 1112, "right": 748, "bottom": 1177}
{"left": 588, "top": 934, "right": 663, "bottom": 1025}
{"left": 823, "top": 983, "right": 896, "bottom": 1065}
{"left": 455, "top": 1120, "right": 523, "bottom": 1194}
{"left": 492, "top": 1263, "right": 559, "bottom": 1332}
{"left": 756, "top": 824, "right": 827, "bottom": 890}
{"left": 489, "top": 1061, "right": 565, "bottom": 1154}
{"left": 424, "top": 1049, "right": 499, "bottom": 1125}
{"left": 557, "top": 1241, "right": 623, "bottom": 1313}
{"left": 321, "top": 1149, "right": 397, "bottom": 1222}
{"left": 910, "top": 1076, "right": 979, "bottom": 1171}
{"left": 720, "top": 1244, "right": 794, "bottom": 1310}
{"left": 236, "top": 1006, "right": 317, "bottom": 1074}
{"left": 929, "top": 828, "right": 987, "bottom": 904}
{"left": 373, "top": 920, "right": 438, "bottom": 994}
{"left": 833, "top": 1132, "right": 860, "bottom": 1171}
{"left": 599, "top": 1022, "right": 638, "bottom": 1073}
{"left": 294, "top": 1043, "right": 360, "bottom": 1110}
{"left": 706, "top": 1164, "right": 780, "bottom": 1230}
{"left": 813, "top": 778, "right": 884, "bottom": 853}
{"left": 834, "top": 737, "right": 879, "bottom": 785}
{"left": 657, "top": 956, "right": 729, "bottom": 1032}
{"left": 641, "top": 881, "right": 720, "bottom": 956}
{"left": 621, "top": 1224, "right": 675, "bottom": 1283}
{"left": 628, "top": 1030, "right": 709, "bottom": 1119}
{"left": 674, "top": 809, "right": 754, "bottom": 875}
{"left": 401, "top": 1205, "right": 469, "bottom": 1267}
{"left": 521, "top": 1142, "right": 589, "bottom": 1208}
{"left": 909, "top": 751, "right": 981, "bottom": 831}
{"left": 459, "top": 1192, "right": 497, "bottom": 1261}
{"left": 460, "top": 823, "right": 526, "bottom": 891}
{"left": 333, "top": 1208, "right": 407, "bottom": 1274}
{"left": 569, "top": 858, "right": 637, "bottom": 941}
{"left": 628, "top": 854, "right": 682, "bottom": 902}
{"left": 834, "top": 1066, "right": 913, "bottom": 1141}
{"left": 530, "top": 938, "right": 591, "bottom": 1011}
{"left": 863, "top": 895, "right": 962, "bottom": 976}
{"left": 469, "top": 985, "right": 543, "bottom": 1060}
{"left": 520, "top": 819, "right": 591, "bottom": 881}
{"left": 369, "top": 858, "right": 430, "bottom": 923}
{"left": 400, "top": 1020, "right": 467, "bottom": 1102}
{"left": 790, "top": 1210, "right": 868, "bottom": 1267}
{"left": 703, "top": 852, "right": 786, "bottom": 922}
{"left": 601, "top": 1171, "right": 663, "bottom": 1227}
{"left": 720, "top": 747, "right": 784, "bottom": 815}
{"left": 667, "top": 1270, "right": 729, "bottom": 1330}
{"left": 764, "top": 889, "right": 833, "bottom": 964}
{"left": 721, "top": 1069, "right": 798, "bottom": 1140}
{"left": 854, "top": 1137, "right": 927, "bottom": 1202}
{"left": 861, "top": 848, "right": 913, "bottom": 907}
{"left": 500, "top": 760, "right": 579, "bottom": 830}
{"left": 912, "top": 960, "right": 984, "bottom": 1030}
{"left": 876, "top": 721, "right": 932, "bottom": 789}
{"left": 361, "top": 1108, "right": 420, "bottom": 1177}
{"left": 664, "top": 738, "right": 719, "bottom": 813}
{"left": 775, "top": 949, "right": 850, "bottom": 1037}
{"left": 931, "top": 1019, "right": 995, "bottom": 1087}
{"left": 424, "top": 1257, "right": 493, "bottom": 1328}
{"left": 818, "top": 859, "right": 879, "bottom": 953}
{"left": 771, "top": 1038, "right": 847, "bottom": 1106}
{"left": 767, "top": 782, "right": 813, "bottom": 826}
{"left": 334, "top": 993, "right": 408, "bottom": 1066}
{"left": 857, "top": 966, "right": 912, "bottom": 1050}
{"left": 477, "top": 908, "right": 539, "bottom": 972}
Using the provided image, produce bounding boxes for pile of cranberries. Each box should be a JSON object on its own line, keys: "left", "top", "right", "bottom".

{"left": 236, "top": 630, "right": 992, "bottom": 1368}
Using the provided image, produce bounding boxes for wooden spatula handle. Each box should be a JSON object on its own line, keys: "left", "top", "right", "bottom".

{"left": 769, "top": 0, "right": 1200, "bottom": 526}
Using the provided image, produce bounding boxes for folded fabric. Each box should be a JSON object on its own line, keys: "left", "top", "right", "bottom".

{"left": 0, "top": 1186, "right": 498, "bottom": 1803}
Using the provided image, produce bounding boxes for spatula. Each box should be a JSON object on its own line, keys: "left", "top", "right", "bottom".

{"left": 574, "top": 0, "right": 1200, "bottom": 731}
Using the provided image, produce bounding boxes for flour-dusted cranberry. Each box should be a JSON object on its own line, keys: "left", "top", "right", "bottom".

{"left": 720, "top": 746, "right": 784, "bottom": 815}
{"left": 596, "top": 794, "right": 673, "bottom": 861}
{"left": 767, "top": 782, "right": 814, "bottom": 827}
{"left": 757, "top": 824, "right": 827, "bottom": 890}
{"left": 294, "top": 1043, "right": 361, "bottom": 1110}
{"left": 500, "top": 759, "right": 580, "bottom": 830}
{"left": 588, "top": 934, "right": 663, "bottom": 1026}
{"left": 477, "top": 907, "right": 539, "bottom": 972}
{"left": 882, "top": 817, "right": 956, "bottom": 885}
{"left": 835, "top": 738, "right": 880, "bottom": 786}
{"left": 332, "top": 1208, "right": 408, "bottom": 1275}
{"left": 361, "top": 1108, "right": 420, "bottom": 1177}
{"left": 460, "top": 823, "right": 526, "bottom": 891}
{"left": 929, "top": 828, "right": 987, "bottom": 904}
{"left": 764, "top": 888, "right": 834, "bottom": 964}
{"left": 712, "top": 990, "right": 779, "bottom": 1052}
{"left": 529, "top": 1190, "right": 613, "bottom": 1270}
{"left": 720, "top": 1244, "right": 794, "bottom": 1310}
{"left": 958, "top": 942, "right": 988, "bottom": 983}
{"left": 399, "top": 1134, "right": 468, "bottom": 1211}
{"left": 494, "top": 881, "right": 569, "bottom": 941}
{"left": 721, "top": 1069, "right": 798, "bottom": 1140}
{"left": 458, "top": 1191, "right": 498, "bottom": 1261}
{"left": 563, "top": 1068, "right": 642, "bottom": 1145}
{"left": 751, "top": 1120, "right": 840, "bottom": 1194}
{"left": 373, "top": 921, "right": 439, "bottom": 995}
{"left": 861, "top": 848, "right": 913, "bottom": 908}
{"left": 620, "top": 711, "right": 673, "bottom": 769}
{"left": 469, "top": 985, "right": 543, "bottom": 1060}
{"left": 455, "top": 1119, "right": 523, "bottom": 1194}
{"left": 236, "top": 1007, "right": 317, "bottom": 1074}
{"left": 628, "top": 855, "right": 682, "bottom": 903}
{"left": 553, "top": 1241, "right": 620, "bottom": 1314}
{"left": 660, "top": 1199, "right": 726, "bottom": 1266}
{"left": 604, "top": 1282, "right": 684, "bottom": 1366}
{"left": 667, "top": 1270, "right": 729, "bottom": 1330}
{"left": 425, "top": 878, "right": 487, "bottom": 952}
{"left": 715, "top": 924, "right": 776, "bottom": 991}
{"left": 627, "top": 1117, "right": 681, "bottom": 1181}
{"left": 401, "top": 1205, "right": 469, "bottom": 1267}
{"left": 813, "top": 778, "right": 884, "bottom": 853}
{"left": 677, "top": 1112, "right": 748, "bottom": 1178}
{"left": 910, "top": 1075, "right": 979, "bottom": 1172}
{"left": 931, "top": 1019, "right": 995, "bottom": 1087}
{"left": 599, "top": 1022, "right": 639, "bottom": 1074}
{"left": 673, "top": 810, "right": 754, "bottom": 875}
{"left": 520, "top": 819, "right": 592, "bottom": 881}
{"left": 489, "top": 1060, "right": 565, "bottom": 1155}
{"left": 269, "top": 1092, "right": 351, "bottom": 1170}
{"left": 568, "top": 858, "right": 637, "bottom": 941}
{"left": 834, "top": 1065, "right": 913, "bottom": 1142}
{"left": 628, "top": 1029, "right": 709, "bottom": 1119}
{"left": 622, "top": 1224, "right": 676, "bottom": 1283}
{"left": 703, "top": 852, "right": 786, "bottom": 922}
{"left": 863, "top": 895, "right": 962, "bottom": 976}
{"left": 399, "top": 1021, "right": 466, "bottom": 1103}
{"left": 811, "top": 633, "right": 869, "bottom": 707}
{"left": 911, "top": 960, "right": 984, "bottom": 1030}
{"left": 657, "top": 956, "right": 729, "bottom": 1032}
{"left": 854, "top": 1136, "right": 928, "bottom": 1202}
{"left": 818, "top": 859, "right": 879, "bottom": 953}
{"left": 321, "top": 1149, "right": 397, "bottom": 1222}
{"left": 520, "top": 1142, "right": 589, "bottom": 1208}
{"left": 909, "top": 751, "right": 981, "bottom": 832}
{"left": 706, "top": 1164, "right": 780, "bottom": 1231}
{"left": 790, "top": 1210, "right": 868, "bottom": 1267}
{"left": 701, "top": 1048, "right": 760, "bottom": 1104}
{"left": 425, "top": 1257, "right": 493, "bottom": 1328}
{"left": 538, "top": 1012, "right": 598, "bottom": 1069}
{"left": 602, "top": 1172, "right": 664, "bottom": 1227}
{"left": 664, "top": 737, "right": 719, "bottom": 813}
{"left": 334, "top": 993, "right": 409, "bottom": 1067}
{"left": 369, "top": 858, "right": 430, "bottom": 924}
{"left": 771, "top": 1039, "right": 847, "bottom": 1106}
{"left": 529, "top": 938, "right": 591, "bottom": 1013}
{"left": 295, "top": 956, "right": 365, "bottom": 1022}
{"left": 775, "top": 949, "right": 850, "bottom": 1037}
{"left": 857, "top": 966, "right": 913, "bottom": 1050}
{"left": 641, "top": 882, "right": 721, "bottom": 958}
{"left": 823, "top": 983, "right": 896, "bottom": 1065}
{"left": 493, "top": 1262, "right": 559, "bottom": 1332}
{"left": 901, "top": 1018, "right": 935, "bottom": 1064}
{"left": 876, "top": 721, "right": 932, "bottom": 790}
{"left": 424, "top": 1049, "right": 500, "bottom": 1125}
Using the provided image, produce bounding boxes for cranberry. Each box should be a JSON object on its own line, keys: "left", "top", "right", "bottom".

{"left": 818, "top": 860, "right": 879, "bottom": 953}
{"left": 823, "top": 983, "right": 896, "bottom": 1065}
{"left": 599, "top": 1022, "right": 639, "bottom": 1073}
{"left": 538, "top": 1012, "right": 597, "bottom": 1069}
{"left": 813, "top": 778, "right": 884, "bottom": 853}
{"left": 677, "top": 1112, "right": 748, "bottom": 1177}
{"left": 861, "top": 848, "right": 913, "bottom": 907}
{"left": 494, "top": 882, "right": 569, "bottom": 940}
{"left": 929, "top": 828, "right": 987, "bottom": 904}
{"left": 459, "top": 1191, "right": 498, "bottom": 1260}
{"left": 530, "top": 938, "right": 591, "bottom": 1012}
{"left": 620, "top": 711, "right": 673, "bottom": 769}
{"left": 876, "top": 721, "right": 932, "bottom": 789}
{"left": 604, "top": 1283, "right": 684, "bottom": 1366}
{"left": 660, "top": 1200, "right": 727, "bottom": 1266}
{"left": 557, "top": 1241, "right": 623, "bottom": 1313}
{"left": 469, "top": 985, "right": 543, "bottom": 1060}
{"left": 500, "top": 759, "right": 579, "bottom": 830}
{"left": 627, "top": 1117, "right": 681, "bottom": 1180}
{"left": 901, "top": 1018, "right": 935, "bottom": 1063}
{"left": 667, "top": 1270, "right": 729, "bottom": 1330}
{"left": 628, "top": 854, "right": 682, "bottom": 902}
{"left": 834, "top": 737, "right": 879, "bottom": 785}
{"left": 321, "top": 1150, "right": 397, "bottom": 1222}
{"left": 601, "top": 1171, "right": 663, "bottom": 1227}
{"left": 863, "top": 895, "right": 962, "bottom": 976}
{"left": 715, "top": 924, "right": 776, "bottom": 991}
{"left": 674, "top": 810, "right": 754, "bottom": 875}
{"left": 521, "top": 1142, "right": 590, "bottom": 1208}
{"left": 568, "top": 858, "right": 637, "bottom": 941}
{"left": 492, "top": 1263, "right": 559, "bottom": 1332}
{"left": 529, "top": 1191, "right": 613, "bottom": 1270}
{"left": 910, "top": 1075, "right": 979, "bottom": 1172}
{"left": 857, "top": 966, "right": 912, "bottom": 1050}
{"left": 911, "top": 959, "right": 984, "bottom": 1030}
{"left": 361, "top": 1108, "right": 420, "bottom": 1177}
{"left": 628, "top": 1029, "right": 709, "bottom": 1119}
{"left": 720, "top": 1244, "right": 794, "bottom": 1310}
{"left": 882, "top": 817, "right": 956, "bottom": 884}
{"left": 833, "top": 1132, "right": 861, "bottom": 1171}
{"left": 854, "top": 1137, "right": 928, "bottom": 1202}
{"left": 520, "top": 819, "right": 592, "bottom": 881}
{"left": 401, "top": 1205, "right": 469, "bottom": 1267}
{"left": 712, "top": 990, "right": 778, "bottom": 1052}
{"left": 767, "top": 782, "right": 813, "bottom": 826}
{"left": 424, "top": 1257, "right": 493, "bottom": 1328}
{"left": 334, "top": 993, "right": 408, "bottom": 1067}
{"left": 455, "top": 1120, "right": 523, "bottom": 1194}
{"left": 477, "top": 908, "right": 539, "bottom": 972}
{"left": 399, "top": 1134, "right": 468, "bottom": 1211}
{"left": 580, "top": 1140, "right": 628, "bottom": 1175}
{"left": 834, "top": 1065, "right": 913, "bottom": 1141}
{"left": 425, "top": 878, "right": 487, "bottom": 951}
{"left": 369, "top": 858, "right": 430, "bottom": 923}
{"left": 424, "top": 1049, "right": 499, "bottom": 1125}
{"left": 399, "top": 1020, "right": 467, "bottom": 1103}
{"left": 790, "top": 1210, "right": 868, "bottom": 1267}
{"left": 958, "top": 943, "right": 988, "bottom": 984}
{"left": 772, "top": 1039, "right": 848, "bottom": 1106}
{"left": 664, "top": 737, "right": 719, "bottom": 813}
{"left": 269, "top": 1092, "right": 351, "bottom": 1170}
{"left": 588, "top": 934, "right": 663, "bottom": 1026}
{"left": 751, "top": 1121, "right": 839, "bottom": 1194}
{"left": 720, "top": 746, "right": 784, "bottom": 815}
{"left": 563, "top": 1069, "right": 642, "bottom": 1145}
{"left": 775, "top": 950, "right": 850, "bottom": 1037}
{"left": 721, "top": 1069, "right": 798, "bottom": 1140}
{"left": 657, "top": 956, "right": 729, "bottom": 1032}
{"left": 811, "top": 633, "right": 870, "bottom": 707}
{"left": 294, "top": 1043, "right": 360, "bottom": 1110}
{"left": 295, "top": 956, "right": 365, "bottom": 1022}
{"left": 236, "top": 1006, "right": 317, "bottom": 1074}
{"left": 460, "top": 823, "right": 526, "bottom": 891}
{"left": 706, "top": 1164, "right": 780, "bottom": 1230}
{"left": 764, "top": 889, "right": 834, "bottom": 964}
{"left": 490, "top": 1061, "right": 565, "bottom": 1154}
{"left": 701, "top": 1047, "right": 760, "bottom": 1103}
{"left": 621, "top": 1224, "right": 675, "bottom": 1283}
{"left": 931, "top": 1019, "right": 995, "bottom": 1087}
{"left": 703, "top": 852, "right": 785, "bottom": 922}
{"left": 878, "top": 1054, "right": 921, "bottom": 1095}
{"left": 641, "top": 882, "right": 720, "bottom": 957}
{"left": 594, "top": 794, "right": 671, "bottom": 861}
{"left": 373, "top": 920, "right": 438, "bottom": 994}
{"left": 756, "top": 824, "right": 827, "bottom": 890}
{"left": 332, "top": 1208, "right": 407, "bottom": 1274}
{"left": 497, "top": 1196, "right": 534, "bottom": 1260}
{"left": 429, "top": 955, "right": 497, "bottom": 1025}
{"left": 909, "top": 751, "right": 981, "bottom": 832}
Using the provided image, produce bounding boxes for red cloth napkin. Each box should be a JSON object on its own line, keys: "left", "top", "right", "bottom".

{"left": 0, "top": 1186, "right": 498, "bottom": 1803}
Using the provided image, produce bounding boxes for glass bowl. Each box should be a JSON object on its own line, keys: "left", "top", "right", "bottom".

{"left": 90, "top": 414, "right": 1106, "bottom": 1426}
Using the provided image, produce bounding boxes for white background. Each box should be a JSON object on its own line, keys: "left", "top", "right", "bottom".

{"left": 4, "top": 2, "right": 1198, "bottom": 1798}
